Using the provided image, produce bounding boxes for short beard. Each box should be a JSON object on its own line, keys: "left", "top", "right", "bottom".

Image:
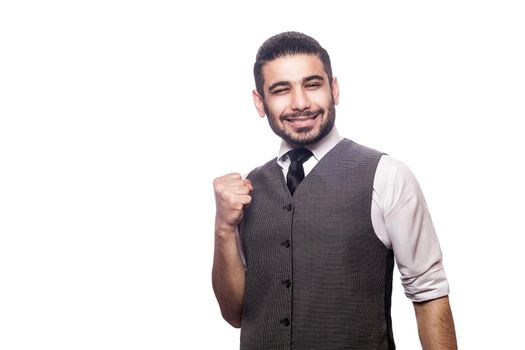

{"left": 264, "top": 100, "right": 336, "bottom": 148}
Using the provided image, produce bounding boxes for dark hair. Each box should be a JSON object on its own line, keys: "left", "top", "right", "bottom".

{"left": 253, "top": 31, "right": 333, "bottom": 96}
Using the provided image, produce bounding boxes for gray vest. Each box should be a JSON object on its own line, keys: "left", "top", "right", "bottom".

{"left": 239, "top": 139, "right": 395, "bottom": 350}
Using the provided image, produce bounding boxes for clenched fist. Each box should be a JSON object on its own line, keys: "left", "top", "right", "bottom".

{"left": 213, "top": 173, "right": 253, "bottom": 232}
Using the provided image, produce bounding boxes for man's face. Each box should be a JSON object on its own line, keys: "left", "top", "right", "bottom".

{"left": 253, "top": 54, "right": 339, "bottom": 147}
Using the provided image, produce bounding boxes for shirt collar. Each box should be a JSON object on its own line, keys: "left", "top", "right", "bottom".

{"left": 277, "top": 126, "right": 343, "bottom": 166}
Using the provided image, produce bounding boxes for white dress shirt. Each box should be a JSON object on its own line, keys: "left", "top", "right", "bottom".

{"left": 238, "top": 126, "right": 449, "bottom": 302}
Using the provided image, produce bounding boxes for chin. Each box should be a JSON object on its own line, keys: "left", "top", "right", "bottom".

{"left": 288, "top": 132, "right": 322, "bottom": 146}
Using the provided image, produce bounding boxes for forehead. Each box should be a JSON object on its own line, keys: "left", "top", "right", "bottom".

{"left": 261, "top": 54, "right": 326, "bottom": 87}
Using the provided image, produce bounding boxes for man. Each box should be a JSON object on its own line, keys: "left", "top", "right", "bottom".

{"left": 213, "top": 31, "right": 457, "bottom": 349}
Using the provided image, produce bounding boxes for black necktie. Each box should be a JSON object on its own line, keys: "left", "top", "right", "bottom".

{"left": 286, "top": 148, "right": 313, "bottom": 195}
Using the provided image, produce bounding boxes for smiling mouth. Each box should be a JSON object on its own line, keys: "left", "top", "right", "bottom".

{"left": 282, "top": 111, "right": 321, "bottom": 123}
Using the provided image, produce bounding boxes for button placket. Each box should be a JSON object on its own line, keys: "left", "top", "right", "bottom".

{"left": 280, "top": 318, "right": 290, "bottom": 327}
{"left": 279, "top": 202, "right": 293, "bottom": 329}
{"left": 282, "top": 203, "right": 293, "bottom": 211}
{"left": 281, "top": 240, "right": 290, "bottom": 248}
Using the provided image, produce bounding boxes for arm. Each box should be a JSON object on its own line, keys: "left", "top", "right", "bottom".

{"left": 212, "top": 225, "right": 245, "bottom": 328}
{"left": 212, "top": 173, "right": 252, "bottom": 328}
{"left": 413, "top": 296, "right": 457, "bottom": 350}
{"left": 373, "top": 157, "right": 456, "bottom": 347}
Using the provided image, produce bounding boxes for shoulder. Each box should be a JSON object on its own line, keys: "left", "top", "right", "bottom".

{"left": 375, "top": 155, "right": 425, "bottom": 214}
{"left": 377, "top": 155, "right": 418, "bottom": 182}
{"left": 246, "top": 157, "right": 278, "bottom": 180}
{"left": 339, "top": 138, "right": 384, "bottom": 156}
{"left": 334, "top": 139, "right": 385, "bottom": 168}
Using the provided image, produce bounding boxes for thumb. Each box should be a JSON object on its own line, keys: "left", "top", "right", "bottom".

{"left": 245, "top": 179, "right": 254, "bottom": 192}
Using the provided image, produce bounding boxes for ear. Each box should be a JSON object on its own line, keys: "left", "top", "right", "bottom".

{"left": 331, "top": 77, "right": 340, "bottom": 105}
{"left": 252, "top": 89, "right": 266, "bottom": 118}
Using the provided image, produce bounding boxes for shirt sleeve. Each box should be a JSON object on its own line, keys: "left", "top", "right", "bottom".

{"left": 373, "top": 155, "right": 450, "bottom": 302}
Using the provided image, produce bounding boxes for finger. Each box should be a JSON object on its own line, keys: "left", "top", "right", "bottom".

{"left": 222, "top": 179, "right": 252, "bottom": 193}
{"left": 238, "top": 194, "right": 252, "bottom": 206}
{"left": 223, "top": 172, "right": 242, "bottom": 179}
{"left": 245, "top": 179, "right": 254, "bottom": 192}
{"left": 214, "top": 177, "right": 246, "bottom": 194}
{"left": 231, "top": 185, "right": 251, "bottom": 195}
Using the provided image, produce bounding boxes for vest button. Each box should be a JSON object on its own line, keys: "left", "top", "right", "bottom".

{"left": 281, "top": 240, "right": 290, "bottom": 248}
{"left": 283, "top": 204, "right": 293, "bottom": 211}
{"left": 280, "top": 318, "right": 290, "bottom": 327}
{"left": 282, "top": 279, "right": 291, "bottom": 288}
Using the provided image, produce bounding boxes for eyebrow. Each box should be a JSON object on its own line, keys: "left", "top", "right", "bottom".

{"left": 268, "top": 81, "right": 290, "bottom": 92}
{"left": 304, "top": 75, "right": 325, "bottom": 83}
{"left": 268, "top": 75, "right": 325, "bottom": 92}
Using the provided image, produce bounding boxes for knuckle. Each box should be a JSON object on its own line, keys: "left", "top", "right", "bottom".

{"left": 214, "top": 183, "right": 224, "bottom": 193}
{"left": 227, "top": 196, "right": 238, "bottom": 207}
{"left": 233, "top": 203, "right": 244, "bottom": 211}
{"left": 221, "top": 192, "right": 232, "bottom": 203}
{"left": 213, "top": 176, "right": 225, "bottom": 189}
{"left": 227, "top": 172, "right": 241, "bottom": 179}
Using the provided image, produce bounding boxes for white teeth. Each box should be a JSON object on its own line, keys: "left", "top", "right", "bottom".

{"left": 285, "top": 113, "right": 319, "bottom": 122}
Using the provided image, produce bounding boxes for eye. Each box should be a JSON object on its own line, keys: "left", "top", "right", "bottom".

{"left": 271, "top": 87, "right": 290, "bottom": 95}
{"left": 305, "top": 82, "right": 322, "bottom": 89}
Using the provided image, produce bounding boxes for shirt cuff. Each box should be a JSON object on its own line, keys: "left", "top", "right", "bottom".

{"left": 401, "top": 261, "right": 450, "bottom": 302}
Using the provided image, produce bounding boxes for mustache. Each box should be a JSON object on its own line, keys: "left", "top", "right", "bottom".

{"left": 281, "top": 108, "right": 324, "bottom": 121}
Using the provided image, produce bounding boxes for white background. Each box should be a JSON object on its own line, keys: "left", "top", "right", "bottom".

{"left": 1, "top": 1, "right": 524, "bottom": 349}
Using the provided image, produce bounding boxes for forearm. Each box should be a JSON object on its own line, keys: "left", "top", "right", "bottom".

{"left": 414, "top": 296, "right": 457, "bottom": 350}
{"left": 212, "top": 225, "right": 245, "bottom": 328}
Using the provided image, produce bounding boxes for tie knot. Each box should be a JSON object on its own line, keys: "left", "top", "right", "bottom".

{"left": 288, "top": 148, "right": 313, "bottom": 164}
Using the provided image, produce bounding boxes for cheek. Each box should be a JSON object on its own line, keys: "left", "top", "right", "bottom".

{"left": 266, "top": 99, "right": 289, "bottom": 119}
{"left": 311, "top": 91, "right": 332, "bottom": 107}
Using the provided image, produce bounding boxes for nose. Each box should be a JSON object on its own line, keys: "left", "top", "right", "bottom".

{"left": 290, "top": 88, "right": 311, "bottom": 111}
